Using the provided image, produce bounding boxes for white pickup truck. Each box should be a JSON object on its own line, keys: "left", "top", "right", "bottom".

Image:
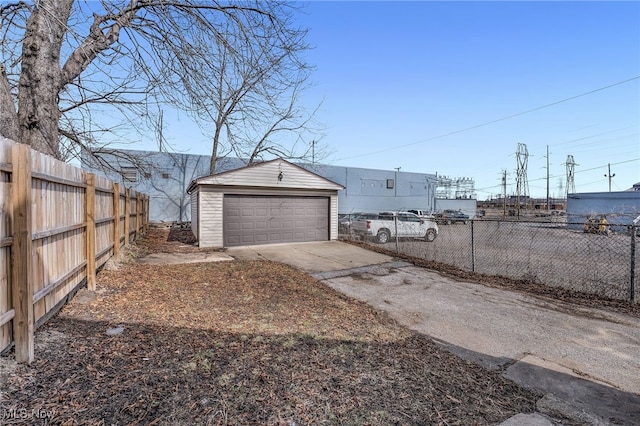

{"left": 351, "top": 212, "right": 439, "bottom": 243}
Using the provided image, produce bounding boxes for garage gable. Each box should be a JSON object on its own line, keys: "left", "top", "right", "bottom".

{"left": 190, "top": 158, "right": 343, "bottom": 191}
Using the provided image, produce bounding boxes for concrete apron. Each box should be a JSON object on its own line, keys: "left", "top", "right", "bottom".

{"left": 225, "top": 240, "right": 394, "bottom": 272}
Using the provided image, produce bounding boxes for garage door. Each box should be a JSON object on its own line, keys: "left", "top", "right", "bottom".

{"left": 223, "top": 195, "right": 329, "bottom": 247}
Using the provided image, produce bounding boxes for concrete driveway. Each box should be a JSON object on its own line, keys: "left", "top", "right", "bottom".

{"left": 227, "top": 241, "right": 640, "bottom": 425}
{"left": 226, "top": 240, "right": 394, "bottom": 273}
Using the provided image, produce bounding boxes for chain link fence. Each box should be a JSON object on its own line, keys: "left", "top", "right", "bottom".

{"left": 343, "top": 217, "right": 639, "bottom": 303}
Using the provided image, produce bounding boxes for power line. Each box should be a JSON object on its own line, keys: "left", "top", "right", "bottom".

{"left": 336, "top": 76, "right": 640, "bottom": 162}
{"left": 473, "top": 157, "right": 640, "bottom": 194}
{"left": 554, "top": 125, "right": 639, "bottom": 148}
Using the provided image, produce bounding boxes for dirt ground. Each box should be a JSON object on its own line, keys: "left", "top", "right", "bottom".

{"left": 0, "top": 226, "right": 543, "bottom": 425}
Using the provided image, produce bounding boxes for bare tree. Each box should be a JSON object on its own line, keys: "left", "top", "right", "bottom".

{"left": 146, "top": 152, "right": 207, "bottom": 223}
{"left": 157, "top": 12, "right": 324, "bottom": 173}
{"left": 0, "top": 1, "right": 321, "bottom": 166}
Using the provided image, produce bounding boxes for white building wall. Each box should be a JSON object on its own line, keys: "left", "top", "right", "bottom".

{"left": 81, "top": 149, "right": 213, "bottom": 223}
{"left": 305, "top": 163, "right": 437, "bottom": 214}
{"left": 82, "top": 149, "right": 467, "bottom": 222}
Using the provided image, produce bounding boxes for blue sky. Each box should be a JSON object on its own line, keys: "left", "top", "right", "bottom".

{"left": 159, "top": 1, "right": 640, "bottom": 199}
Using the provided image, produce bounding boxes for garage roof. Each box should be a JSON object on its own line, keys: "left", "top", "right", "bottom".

{"left": 187, "top": 158, "right": 344, "bottom": 192}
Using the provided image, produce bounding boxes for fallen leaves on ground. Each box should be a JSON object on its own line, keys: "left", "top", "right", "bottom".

{"left": 1, "top": 227, "right": 540, "bottom": 425}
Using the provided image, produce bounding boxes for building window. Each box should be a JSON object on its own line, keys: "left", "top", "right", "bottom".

{"left": 122, "top": 167, "right": 137, "bottom": 182}
{"left": 387, "top": 179, "right": 394, "bottom": 189}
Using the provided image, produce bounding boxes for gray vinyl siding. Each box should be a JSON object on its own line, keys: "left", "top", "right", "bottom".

{"left": 190, "top": 189, "right": 199, "bottom": 238}
{"left": 199, "top": 190, "right": 224, "bottom": 247}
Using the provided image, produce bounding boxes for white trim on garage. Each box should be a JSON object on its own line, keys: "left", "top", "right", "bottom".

{"left": 188, "top": 159, "right": 343, "bottom": 248}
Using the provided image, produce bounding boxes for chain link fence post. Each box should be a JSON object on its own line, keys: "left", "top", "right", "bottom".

{"left": 471, "top": 219, "right": 476, "bottom": 272}
{"left": 631, "top": 216, "right": 639, "bottom": 303}
{"left": 394, "top": 214, "right": 399, "bottom": 254}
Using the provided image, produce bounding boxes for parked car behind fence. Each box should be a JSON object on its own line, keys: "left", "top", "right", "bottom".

{"left": 435, "top": 209, "right": 470, "bottom": 225}
{"left": 350, "top": 217, "right": 639, "bottom": 303}
{"left": 351, "top": 212, "right": 439, "bottom": 243}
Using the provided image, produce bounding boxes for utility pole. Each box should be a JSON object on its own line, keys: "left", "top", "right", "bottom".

{"left": 545, "top": 145, "right": 550, "bottom": 211}
{"left": 434, "top": 171, "right": 438, "bottom": 213}
{"left": 605, "top": 163, "right": 615, "bottom": 192}
{"left": 311, "top": 140, "right": 316, "bottom": 164}
{"left": 502, "top": 169, "right": 507, "bottom": 217}
{"left": 157, "top": 109, "right": 165, "bottom": 152}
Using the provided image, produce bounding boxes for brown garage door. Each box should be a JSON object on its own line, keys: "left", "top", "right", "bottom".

{"left": 223, "top": 195, "right": 329, "bottom": 247}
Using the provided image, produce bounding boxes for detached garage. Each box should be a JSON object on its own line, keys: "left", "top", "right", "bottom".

{"left": 187, "top": 159, "right": 344, "bottom": 248}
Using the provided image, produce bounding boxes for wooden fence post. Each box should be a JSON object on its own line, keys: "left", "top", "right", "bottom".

{"left": 85, "top": 173, "right": 96, "bottom": 291}
{"left": 145, "top": 195, "right": 150, "bottom": 231}
{"left": 113, "top": 183, "right": 120, "bottom": 258}
{"left": 124, "top": 188, "right": 130, "bottom": 247}
{"left": 11, "top": 143, "right": 34, "bottom": 363}
{"left": 147, "top": 195, "right": 150, "bottom": 231}
{"left": 136, "top": 192, "right": 142, "bottom": 240}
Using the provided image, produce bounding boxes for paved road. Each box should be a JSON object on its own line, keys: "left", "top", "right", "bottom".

{"left": 228, "top": 241, "right": 640, "bottom": 425}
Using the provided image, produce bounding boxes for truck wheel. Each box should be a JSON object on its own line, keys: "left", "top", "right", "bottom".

{"left": 425, "top": 229, "right": 437, "bottom": 242}
{"left": 377, "top": 229, "right": 390, "bottom": 244}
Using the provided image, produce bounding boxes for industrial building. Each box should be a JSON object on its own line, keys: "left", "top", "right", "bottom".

{"left": 566, "top": 190, "right": 640, "bottom": 233}
{"left": 81, "top": 149, "right": 476, "bottom": 223}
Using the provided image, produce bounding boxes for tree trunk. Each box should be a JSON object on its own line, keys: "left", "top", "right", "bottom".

{"left": 209, "top": 124, "right": 222, "bottom": 174}
{"left": 0, "top": 66, "right": 19, "bottom": 141}
{"left": 17, "top": 0, "right": 73, "bottom": 158}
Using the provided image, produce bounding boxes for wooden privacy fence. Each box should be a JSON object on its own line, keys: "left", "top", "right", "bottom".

{"left": 0, "top": 138, "right": 149, "bottom": 363}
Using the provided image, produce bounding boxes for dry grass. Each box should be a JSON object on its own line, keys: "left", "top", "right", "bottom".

{"left": 0, "top": 227, "right": 540, "bottom": 425}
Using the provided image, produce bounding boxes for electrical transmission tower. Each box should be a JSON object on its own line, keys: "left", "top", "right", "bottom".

{"left": 515, "top": 143, "right": 529, "bottom": 215}
{"left": 565, "top": 155, "right": 577, "bottom": 196}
